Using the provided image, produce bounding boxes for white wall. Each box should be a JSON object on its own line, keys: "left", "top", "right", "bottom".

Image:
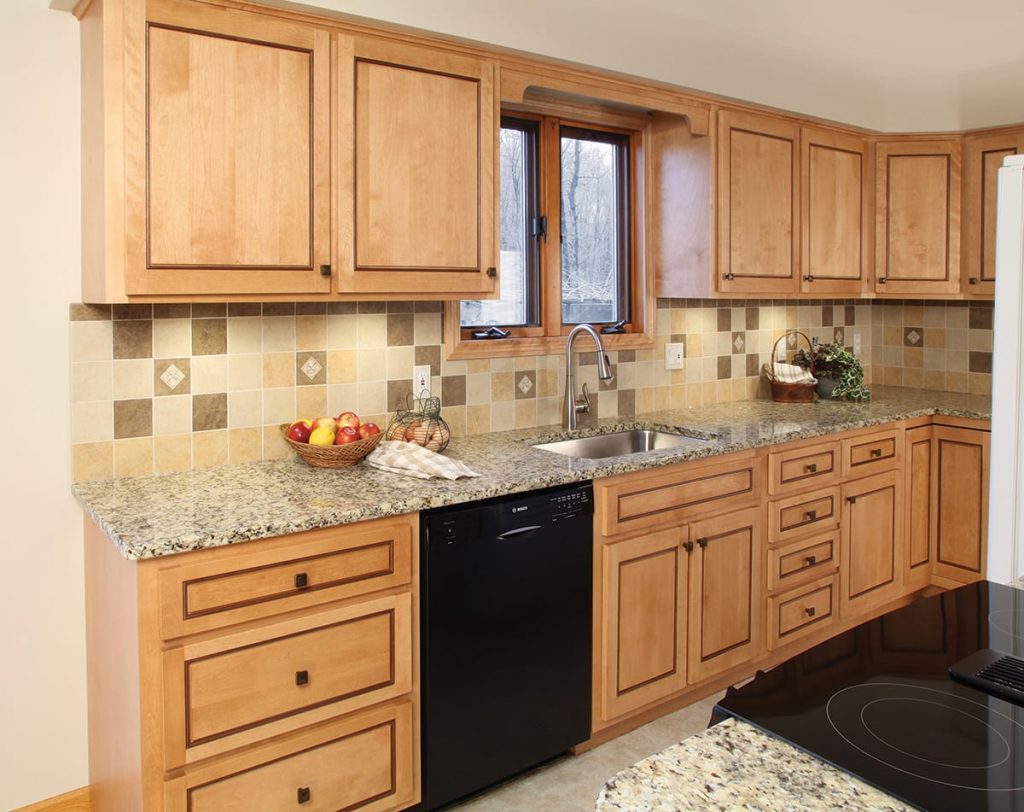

{"left": 0, "top": 2, "right": 87, "bottom": 808}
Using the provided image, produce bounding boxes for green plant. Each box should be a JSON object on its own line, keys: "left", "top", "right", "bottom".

{"left": 794, "top": 342, "right": 870, "bottom": 401}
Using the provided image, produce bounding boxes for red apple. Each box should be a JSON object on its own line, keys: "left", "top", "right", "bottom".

{"left": 312, "top": 416, "right": 337, "bottom": 434}
{"left": 337, "top": 411, "right": 361, "bottom": 430}
{"left": 286, "top": 420, "right": 313, "bottom": 443}
{"left": 334, "top": 425, "right": 360, "bottom": 445}
{"left": 358, "top": 422, "right": 381, "bottom": 439}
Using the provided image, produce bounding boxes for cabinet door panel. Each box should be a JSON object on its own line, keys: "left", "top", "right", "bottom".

{"left": 687, "top": 506, "right": 764, "bottom": 684}
{"left": 840, "top": 471, "right": 903, "bottom": 618}
{"left": 933, "top": 427, "right": 990, "bottom": 583}
{"left": 904, "top": 426, "right": 933, "bottom": 592}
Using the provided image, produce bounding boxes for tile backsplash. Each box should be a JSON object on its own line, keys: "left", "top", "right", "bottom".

{"left": 69, "top": 298, "right": 993, "bottom": 482}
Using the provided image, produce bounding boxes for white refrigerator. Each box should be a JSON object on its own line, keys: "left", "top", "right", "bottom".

{"left": 989, "top": 154, "right": 1024, "bottom": 583}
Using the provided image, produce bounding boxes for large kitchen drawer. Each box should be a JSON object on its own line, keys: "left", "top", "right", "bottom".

{"left": 768, "top": 485, "right": 840, "bottom": 544}
{"left": 163, "top": 700, "right": 417, "bottom": 812}
{"left": 596, "top": 451, "right": 761, "bottom": 537}
{"left": 767, "top": 575, "right": 837, "bottom": 650}
{"left": 841, "top": 428, "right": 903, "bottom": 478}
{"left": 768, "top": 439, "right": 840, "bottom": 496}
{"left": 768, "top": 531, "right": 839, "bottom": 593}
{"left": 162, "top": 592, "right": 413, "bottom": 767}
{"left": 156, "top": 515, "right": 414, "bottom": 639}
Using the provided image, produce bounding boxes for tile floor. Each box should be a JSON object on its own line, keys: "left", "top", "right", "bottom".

{"left": 449, "top": 693, "right": 722, "bottom": 811}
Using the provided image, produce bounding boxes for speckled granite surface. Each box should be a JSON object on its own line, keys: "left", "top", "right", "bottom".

{"left": 595, "top": 717, "right": 912, "bottom": 812}
{"left": 73, "top": 386, "right": 990, "bottom": 560}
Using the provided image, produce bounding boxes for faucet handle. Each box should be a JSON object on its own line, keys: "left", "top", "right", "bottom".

{"left": 575, "top": 382, "right": 592, "bottom": 414}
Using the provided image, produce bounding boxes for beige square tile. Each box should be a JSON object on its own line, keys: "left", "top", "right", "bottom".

{"left": 227, "top": 316, "right": 261, "bottom": 354}
{"left": 229, "top": 354, "right": 262, "bottom": 391}
{"left": 263, "top": 352, "right": 295, "bottom": 388}
{"left": 466, "top": 373, "right": 490, "bottom": 405}
{"left": 945, "top": 328, "right": 968, "bottom": 350}
{"left": 296, "top": 315, "right": 327, "bottom": 351}
{"left": 947, "top": 307, "right": 969, "bottom": 329}
{"left": 970, "top": 372, "right": 992, "bottom": 396}
{"left": 154, "top": 434, "right": 192, "bottom": 474}
{"left": 262, "top": 388, "right": 296, "bottom": 425}
{"left": 357, "top": 348, "right": 387, "bottom": 382}
{"left": 444, "top": 404, "right": 467, "bottom": 437}
{"left": 635, "top": 387, "right": 654, "bottom": 414}
{"left": 228, "top": 428, "right": 263, "bottom": 464}
{"left": 467, "top": 359, "right": 490, "bottom": 374}
{"left": 72, "top": 441, "right": 113, "bottom": 483}
{"left": 326, "top": 314, "right": 357, "bottom": 349}
{"left": 413, "top": 312, "right": 441, "bottom": 346}
{"left": 947, "top": 350, "right": 969, "bottom": 372}
{"left": 263, "top": 316, "right": 296, "bottom": 352}
{"left": 326, "top": 383, "right": 358, "bottom": 417}
{"left": 357, "top": 381, "right": 387, "bottom": 415}
{"left": 228, "top": 390, "right": 262, "bottom": 429}
{"left": 153, "top": 318, "right": 191, "bottom": 358}
{"left": 883, "top": 366, "right": 903, "bottom": 386}
{"left": 443, "top": 357, "right": 469, "bottom": 377}
{"left": 191, "top": 354, "right": 228, "bottom": 394}
{"left": 193, "top": 430, "right": 228, "bottom": 470}
{"left": 946, "top": 371, "right": 970, "bottom": 393}
{"left": 537, "top": 396, "right": 561, "bottom": 426}
{"left": 296, "top": 386, "right": 327, "bottom": 421}
{"left": 903, "top": 367, "right": 924, "bottom": 389}
{"left": 903, "top": 347, "right": 923, "bottom": 368}
{"left": 490, "top": 356, "right": 514, "bottom": 372}
{"left": 263, "top": 424, "right": 292, "bottom": 460}
{"left": 113, "top": 359, "right": 153, "bottom": 400}
{"left": 327, "top": 350, "right": 358, "bottom": 384}
{"left": 491, "top": 371, "right": 514, "bottom": 401}
{"left": 71, "top": 361, "right": 112, "bottom": 403}
{"left": 153, "top": 395, "right": 191, "bottom": 437}
{"left": 491, "top": 400, "right": 514, "bottom": 432}
{"left": 114, "top": 437, "right": 153, "bottom": 478}
{"left": 928, "top": 328, "right": 946, "bottom": 348}
{"left": 72, "top": 401, "right": 113, "bottom": 443}
{"left": 969, "top": 329, "right": 993, "bottom": 353}
{"left": 924, "top": 306, "right": 946, "bottom": 328}
{"left": 387, "top": 346, "right": 415, "bottom": 382}
{"left": 466, "top": 404, "right": 491, "bottom": 435}
{"left": 923, "top": 369, "right": 947, "bottom": 390}
{"left": 71, "top": 320, "right": 113, "bottom": 362}
{"left": 514, "top": 398, "right": 537, "bottom": 428}
{"left": 357, "top": 313, "right": 387, "bottom": 348}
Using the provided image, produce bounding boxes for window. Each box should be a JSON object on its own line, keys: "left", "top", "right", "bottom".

{"left": 453, "top": 112, "right": 646, "bottom": 354}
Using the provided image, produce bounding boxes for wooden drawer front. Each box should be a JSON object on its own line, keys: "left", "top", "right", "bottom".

{"left": 768, "top": 576, "right": 837, "bottom": 650}
{"left": 165, "top": 593, "right": 413, "bottom": 766}
{"left": 769, "top": 486, "right": 840, "bottom": 544}
{"left": 166, "top": 701, "right": 417, "bottom": 812}
{"left": 157, "top": 516, "right": 414, "bottom": 639}
{"left": 597, "top": 452, "right": 760, "bottom": 537}
{"left": 768, "top": 440, "right": 839, "bottom": 496}
{"left": 842, "top": 429, "right": 902, "bottom": 477}
{"left": 768, "top": 533, "right": 838, "bottom": 593}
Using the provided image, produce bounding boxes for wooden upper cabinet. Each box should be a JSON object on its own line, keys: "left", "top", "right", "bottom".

{"left": 126, "top": 0, "right": 332, "bottom": 296}
{"left": 874, "top": 140, "right": 961, "bottom": 295}
{"left": 962, "top": 129, "right": 1024, "bottom": 296}
{"left": 337, "top": 37, "right": 498, "bottom": 296}
{"left": 801, "top": 127, "right": 870, "bottom": 295}
{"left": 717, "top": 111, "right": 800, "bottom": 294}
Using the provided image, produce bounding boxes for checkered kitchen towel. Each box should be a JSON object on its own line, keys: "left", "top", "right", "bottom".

{"left": 366, "top": 440, "right": 480, "bottom": 480}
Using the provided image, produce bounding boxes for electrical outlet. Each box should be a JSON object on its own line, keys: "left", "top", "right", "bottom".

{"left": 852, "top": 330, "right": 862, "bottom": 356}
{"left": 412, "top": 365, "right": 431, "bottom": 396}
{"left": 664, "top": 342, "right": 684, "bottom": 370}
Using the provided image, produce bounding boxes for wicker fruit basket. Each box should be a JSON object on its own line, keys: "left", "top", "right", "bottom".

{"left": 279, "top": 424, "right": 383, "bottom": 468}
{"left": 767, "top": 331, "right": 817, "bottom": 403}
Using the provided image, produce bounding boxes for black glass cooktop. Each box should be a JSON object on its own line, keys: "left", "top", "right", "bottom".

{"left": 717, "top": 581, "right": 1024, "bottom": 812}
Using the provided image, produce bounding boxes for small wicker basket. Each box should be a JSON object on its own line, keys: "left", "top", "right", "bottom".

{"left": 768, "top": 331, "right": 817, "bottom": 403}
{"left": 280, "top": 424, "right": 383, "bottom": 468}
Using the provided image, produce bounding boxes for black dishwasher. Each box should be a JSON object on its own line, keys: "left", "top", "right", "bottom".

{"left": 420, "top": 481, "right": 593, "bottom": 810}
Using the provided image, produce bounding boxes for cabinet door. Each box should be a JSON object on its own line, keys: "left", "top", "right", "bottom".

{"left": 687, "top": 506, "right": 764, "bottom": 684}
{"left": 840, "top": 470, "right": 903, "bottom": 618}
{"left": 800, "top": 127, "right": 870, "bottom": 295}
{"left": 127, "top": 0, "right": 332, "bottom": 296}
{"left": 338, "top": 37, "right": 498, "bottom": 296}
{"left": 598, "top": 527, "right": 688, "bottom": 724}
{"left": 904, "top": 425, "right": 934, "bottom": 592}
{"left": 874, "top": 140, "right": 961, "bottom": 295}
{"left": 963, "top": 130, "right": 1024, "bottom": 296}
{"left": 932, "top": 426, "right": 990, "bottom": 583}
{"left": 717, "top": 110, "right": 800, "bottom": 294}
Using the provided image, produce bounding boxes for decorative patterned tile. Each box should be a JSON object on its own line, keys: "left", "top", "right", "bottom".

{"left": 904, "top": 327, "right": 923, "bottom": 347}
{"left": 155, "top": 359, "right": 190, "bottom": 396}
{"left": 833, "top": 326, "right": 845, "bottom": 345}
{"left": 732, "top": 332, "right": 745, "bottom": 353}
{"left": 297, "top": 351, "right": 326, "bottom": 386}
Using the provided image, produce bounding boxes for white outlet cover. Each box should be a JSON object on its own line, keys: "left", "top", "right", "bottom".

{"left": 412, "top": 365, "right": 431, "bottom": 396}
{"left": 665, "top": 342, "right": 684, "bottom": 370}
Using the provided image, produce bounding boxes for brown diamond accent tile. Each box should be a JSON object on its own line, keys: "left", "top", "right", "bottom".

{"left": 154, "top": 358, "right": 191, "bottom": 396}
{"left": 442, "top": 375, "right": 467, "bottom": 406}
{"left": 387, "top": 314, "right": 415, "bottom": 346}
{"left": 969, "top": 351, "right": 993, "bottom": 373}
{"left": 717, "top": 308, "right": 731, "bottom": 332}
{"left": 262, "top": 302, "right": 295, "bottom": 317}
{"left": 296, "top": 302, "right": 327, "bottom": 316}
{"left": 617, "top": 389, "right": 636, "bottom": 416}
{"left": 191, "top": 303, "right": 227, "bottom": 318}
{"left": 296, "top": 351, "right": 326, "bottom": 386}
{"left": 833, "top": 326, "right": 845, "bottom": 345}
{"left": 113, "top": 303, "right": 153, "bottom": 320}
{"left": 745, "top": 307, "right": 759, "bottom": 331}
{"left": 113, "top": 320, "right": 152, "bottom": 359}
{"left": 387, "top": 379, "right": 414, "bottom": 411}
{"left": 114, "top": 398, "right": 152, "bottom": 439}
{"left": 153, "top": 303, "right": 191, "bottom": 319}
{"left": 192, "top": 318, "right": 227, "bottom": 355}
{"left": 70, "top": 303, "right": 112, "bottom": 321}
{"left": 513, "top": 371, "right": 536, "bottom": 400}
{"left": 193, "top": 393, "right": 228, "bottom": 431}
{"left": 415, "top": 345, "right": 442, "bottom": 377}
{"left": 904, "top": 327, "right": 924, "bottom": 347}
{"left": 745, "top": 353, "right": 760, "bottom": 377}
{"left": 717, "top": 355, "right": 732, "bottom": 380}
{"left": 732, "top": 332, "right": 746, "bottom": 354}
{"left": 227, "top": 303, "right": 262, "bottom": 317}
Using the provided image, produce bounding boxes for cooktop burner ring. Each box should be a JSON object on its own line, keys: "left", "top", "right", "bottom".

{"left": 826, "top": 682, "right": 1024, "bottom": 792}
{"left": 988, "top": 609, "right": 1024, "bottom": 641}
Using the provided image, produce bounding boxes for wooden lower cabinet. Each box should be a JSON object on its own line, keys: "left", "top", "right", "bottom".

{"left": 904, "top": 425, "right": 934, "bottom": 591}
{"left": 840, "top": 470, "right": 904, "bottom": 618}
{"left": 932, "top": 426, "right": 990, "bottom": 583}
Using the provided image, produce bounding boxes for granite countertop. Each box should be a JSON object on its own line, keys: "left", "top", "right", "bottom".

{"left": 595, "top": 717, "right": 912, "bottom": 811}
{"left": 72, "top": 386, "right": 991, "bottom": 560}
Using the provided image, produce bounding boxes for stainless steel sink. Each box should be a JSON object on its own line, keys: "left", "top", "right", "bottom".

{"left": 532, "top": 429, "right": 711, "bottom": 459}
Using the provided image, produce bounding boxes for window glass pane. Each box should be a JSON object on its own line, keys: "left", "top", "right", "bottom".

{"left": 461, "top": 125, "right": 531, "bottom": 328}
{"left": 560, "top": 130, "right": 626, "bottom": 325}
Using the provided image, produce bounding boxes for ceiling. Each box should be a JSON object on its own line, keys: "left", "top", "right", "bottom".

{"left": 284, "top": 0, "right": 1024, "bottom": 132}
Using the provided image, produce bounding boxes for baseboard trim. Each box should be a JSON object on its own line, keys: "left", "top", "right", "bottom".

{"left": 12, "top": 787, "right": 90, "bottom": 812}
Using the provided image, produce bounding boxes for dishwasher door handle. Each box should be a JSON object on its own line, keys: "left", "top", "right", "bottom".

{"left": 496, "top": 525, "right": 544, "bottom": 540}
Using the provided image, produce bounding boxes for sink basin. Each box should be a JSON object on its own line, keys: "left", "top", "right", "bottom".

{"left": 532, "top": 429, "right": 711, "bottom": 460}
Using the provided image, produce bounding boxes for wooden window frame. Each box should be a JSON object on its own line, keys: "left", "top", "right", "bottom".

{"left": 445, "top": 105, "right": 655, "bottom": 360}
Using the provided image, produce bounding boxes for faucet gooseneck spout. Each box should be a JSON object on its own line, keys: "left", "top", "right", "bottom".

{"left": 563, "top": 324, "right": 613, "bottom": 431}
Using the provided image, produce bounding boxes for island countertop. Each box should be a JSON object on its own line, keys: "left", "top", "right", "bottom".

{"left": 72, "top": 386, "right": 990, "bottom": 560}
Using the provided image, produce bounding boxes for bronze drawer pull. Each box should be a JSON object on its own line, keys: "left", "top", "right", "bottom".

{"left": 805, "top": 463, "right": 817, "bottom": 473}
{"left": 870, "top": 448, "right": 883, "bottom": 458}
{"left": 294, "top": 572, "right": 308, "bottom": 589}
{"left": 805, "top": 606, "right": 816, "bottom": 617}
{"left": 295, "top": 670, "right": 309, "bottom": 686}
{"left": 805, "top": 555, "right": 817, "bottom": 566}
{"left": 847, "top": 495, "right": 857, "bottom": 504}
{"left": 805, "top": 509, "right": 817, "bottom": 521}
{"left": 683, "top": 541, "right": 694, "bottom": 553}
{"left": 297, "top": 787, "right": 311, "bottom": 804}
{"left": 697, "top": 537, "right": 708, "bottom": 549}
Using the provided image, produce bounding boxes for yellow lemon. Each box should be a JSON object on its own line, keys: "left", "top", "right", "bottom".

{"left": 308, "top": 425, "right": 336, "bottom": 446}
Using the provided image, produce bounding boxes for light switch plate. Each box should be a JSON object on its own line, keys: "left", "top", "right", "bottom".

{"left": 665, "top": 342, "right": 684, "bottom": 370}
{"left": 412, "top": 365, "right": 431, "bottom": 397}
{"left": 852, "top": 330, "right": 862, "bottom": 356}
